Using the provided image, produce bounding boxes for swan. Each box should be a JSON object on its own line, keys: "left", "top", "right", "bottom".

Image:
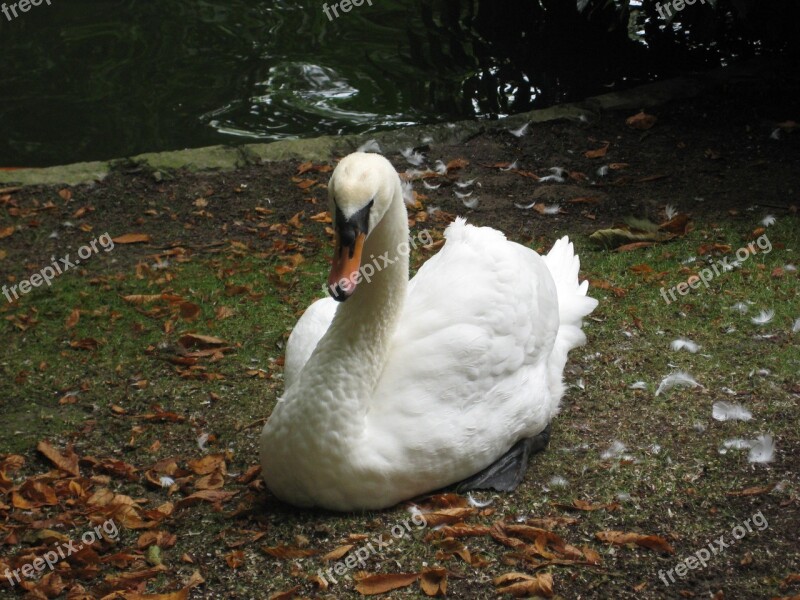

{"left": 259, "top": 152, "right": 598, "bottom": 511}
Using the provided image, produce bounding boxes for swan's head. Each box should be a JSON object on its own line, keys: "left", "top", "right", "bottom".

{"left": 326, "top": 152, "right": 400, "bottom": 301}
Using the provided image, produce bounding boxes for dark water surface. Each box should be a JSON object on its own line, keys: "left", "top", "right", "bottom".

{"left": 0, "top": 0, "right": 787, "bottom": 167}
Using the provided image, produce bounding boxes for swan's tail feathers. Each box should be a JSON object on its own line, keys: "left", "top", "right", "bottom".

{"left": 543, "top": 236, "right": 598, "bottom": 402}
{"left": 544, "top": 236, "right": 598, "bottom": 330}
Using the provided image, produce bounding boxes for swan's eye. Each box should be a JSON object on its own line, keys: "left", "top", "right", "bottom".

{"left": 334, "top": 199, "right": 374, "bottom": 256}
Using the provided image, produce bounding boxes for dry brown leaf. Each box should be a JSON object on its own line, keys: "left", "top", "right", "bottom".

{"left": 727, "top": 483, "right": 777, "bottom": 497}
{"left": 323, "top": 544, "right": 355, "bottom": 562}
{"left": 225, "top": 550, "right": 245, "bottom": 569}
{"left": 121, "top": 294, "right": 163, "bottom": 305}
{"left": 420, "top": 567, "right": 447, "bottom": 596}
{"left": 187, "top": 454, "right": 227, "bottom": 475}
{"left": 355, "top": 573, "right": 420, "bottom": 595}
{"left": 616, "top": 242, "right": 657, "bottom": 252}
{"left": 66, "top": 308, "right": 81, "bottom": 330}
{"left": 268, "top": 586, "right": 302, "bottom": 600}
{"left": 659, "top": 213, "right": 691, "bottom": 235}
{"left": 525, "top": 516, "right": 579, "bottom": 529}
{"left": 0, "top": 225, "right": 15, "bottom": 239}
{"left": 175, "top": 489, "right": 237, "bottom": 509}
{"left": 446, "top": 158, "right": 469, "bottom": 171}
{"left": 495, "top": 572, "right": 554, "bottom": 598}
{"left": 179, "top": 302, "right": 201, "bottom": 321}
{"left": 37, "top": 440, "right": 80, "bottom": 477}
{"left": 195, "top": 470, "right": 225, "bottom": 491}
{"left": 626, "top": 111, "right": 658, "bottom": 130}
{"left": 562, "top": 499, "right": 621, "bottom": 512}
{"left": 584, "top": 142, "right": 610, "bottom": 159}
{"left": 212, "top": 306, "right": 235, "bottom": 320}
{"left": 595, "top": 530, "right": 674, "bottom": 554}
{"left": 113, "top": 233, "right": 152, "bottom": 244}
{"left": 295, "top": 178, "right": 317, "bottom": 190}
{"left": 421, "top": 507, "right": 478, "bottom": 528}
{"left": 582, "top": 546, "right": 602, "bottom": 565}
{"left": 137, "top": 531, "right": 178, "bottom": 549}
{"left": 416, "top": 493, "right": 470, "bottom": 510}
{"left": 781, "top": 573, "right": 800, "bottom": 588}
{"left": 698, "top": 243, "right": 732, "bottom": 255}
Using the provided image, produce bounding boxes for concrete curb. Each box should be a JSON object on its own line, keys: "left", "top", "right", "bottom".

{"left": 0, "top": 58, "right": 774, "bottom": 187}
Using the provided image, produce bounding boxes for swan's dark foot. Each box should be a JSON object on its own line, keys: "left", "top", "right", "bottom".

{"left": 454, "top": 425, "right": 551, "bottom": 493}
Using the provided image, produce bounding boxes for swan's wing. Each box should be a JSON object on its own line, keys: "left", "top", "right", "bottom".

{"left": 366, "top": 219, "right": 561, "bottom": 481}
{"left": 283, "top": 297, "right": 338, "bottom": 388}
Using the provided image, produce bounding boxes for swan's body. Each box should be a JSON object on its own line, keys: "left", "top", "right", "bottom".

{"left": 260, "top": 152, "right": 597, "bottom": 511}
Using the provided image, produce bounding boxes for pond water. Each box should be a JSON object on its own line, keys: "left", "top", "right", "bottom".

{"left": 0, "top": 0, "right": 778, "bottom": 167}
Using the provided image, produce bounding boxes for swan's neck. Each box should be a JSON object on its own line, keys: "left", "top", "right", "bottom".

{"left": 297, "top": 191, "right": 409, "bottom": 440}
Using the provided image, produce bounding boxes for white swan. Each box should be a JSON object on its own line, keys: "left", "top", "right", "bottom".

{"left": 259, "top": 152, "right": 598, "bottom": 511}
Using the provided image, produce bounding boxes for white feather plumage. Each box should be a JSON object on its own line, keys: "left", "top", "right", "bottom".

{"left": 751, "top": 309, "right": 774, "bottom": 325}
{"left": 655, "top": 371, "right": 702, "bottom": 396}
{"left": 712, "top": 401, "right": 752, "bottom": 422}
{"left": 670, "top": 338, "right": 700, "bottom": 353}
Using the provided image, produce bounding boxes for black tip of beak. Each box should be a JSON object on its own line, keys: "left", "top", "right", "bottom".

{"left": 329, "top": 283, "right": 350, "bottom": 302}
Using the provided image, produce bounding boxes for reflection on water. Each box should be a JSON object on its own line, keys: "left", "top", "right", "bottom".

{"left": 0, "top": 0, "right": 784, "bottom": 166}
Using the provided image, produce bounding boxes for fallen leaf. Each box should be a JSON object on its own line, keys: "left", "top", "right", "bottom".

{"left": 626, "top": 111, "right": 657, "bottom": 130}
{"left": 447, "top": 158, "right": 469, "bottom": 171}
{"left": 595, "top": 530, "right": 674, "bottom": 554}
{"left": 175, "top": 489, "right": 237, "bottom": 509}
{"left": 225, "top": 550, "right": 245, "bottom": 569}
{"left": 323, "top": 544, "right": 355, "bottom": 562}
{"left": 0, "top": 226, "right": 14, "bottom": 239}
{"left": 37, "top": 440, "right": 79, "bottom": 477}
{"left": 420, "top": 567, "right": 447, "bottom": 596}
{"left": 355, "top": 573, "right": 420, "bottom": 595}
{"left": 113, "top": 233, "right": 152, "bottom": 244}
{"left": 420, "top": 507, "right": 478, "bottom": 528}
{"left": 268, "top": 586, "right": 302, "bottom": 600}
{"left": 584, "top": 142, "right": 610, "bottom": 159}
{"left": 726, "top": 483, "right": 777, "bottom": 497}
{"left": 179, "top": 302, "right": 201, "bottom": 321}
{"left": 66, "top": 308, "right": 81, "bottom": 329}
{"left": 494, "top": 572, "right": 554, "bottom": 598}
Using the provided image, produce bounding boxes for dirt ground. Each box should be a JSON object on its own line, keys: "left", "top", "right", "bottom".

{"left": 0, "top": 70, "right": 799, "bottom": 600}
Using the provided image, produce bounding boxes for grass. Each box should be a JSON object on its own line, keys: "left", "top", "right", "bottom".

{"left": 1, "top": 210, "right": 798, "bottom": 599}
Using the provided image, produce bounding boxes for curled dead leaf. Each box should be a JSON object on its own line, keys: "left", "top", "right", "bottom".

{"left": 595, "top": 530, "right": 674, "bottom": 554}
{"left": 112, "top": 233, "right": 152, "bottom": 244}
{"left": 494, "top": 572, "right": 554, "bottom": 598}
{"left": 626, "top": 111, "right": 658, "bottom": 130}
{"left": 37, "top": 440, "right": 80, "bottom": 477}
{"left": 584, "top": 142, "right": 610, "bottom": 159}
{"left": 355, "top": 573, "right": 421, "bottom": 595}
{"left": 420, "top": 567, "right": 447, "bottom": 597}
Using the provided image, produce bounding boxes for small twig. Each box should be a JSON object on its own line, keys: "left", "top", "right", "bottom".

{"left": 239, "top": 418, "right": 268, "bottom": 431}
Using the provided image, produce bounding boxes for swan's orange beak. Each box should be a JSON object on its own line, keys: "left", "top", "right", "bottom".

{"left": 328, "top": 231, "right": 365, "bottom": 302}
